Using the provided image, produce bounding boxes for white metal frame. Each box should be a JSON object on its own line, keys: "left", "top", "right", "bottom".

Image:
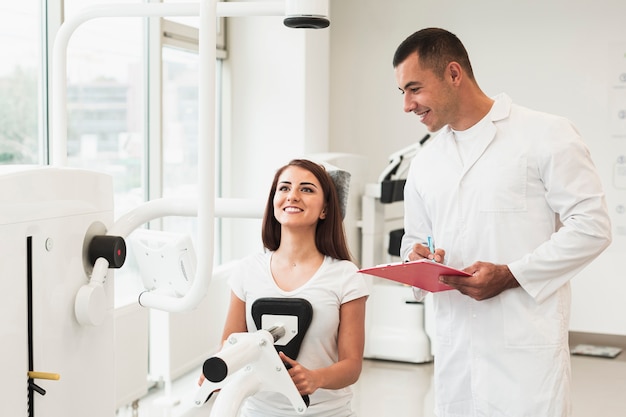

{"left": 50, "top": 1, "right": 324, "bottom": 319}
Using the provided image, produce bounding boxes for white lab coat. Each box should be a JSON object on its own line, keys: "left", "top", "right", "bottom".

{"left": 401, "top": 94, "right": 612, "bottom": 417}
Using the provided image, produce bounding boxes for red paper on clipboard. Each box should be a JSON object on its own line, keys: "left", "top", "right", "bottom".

{"left": 358, "top": 259, "right": 471, "bottom": 292}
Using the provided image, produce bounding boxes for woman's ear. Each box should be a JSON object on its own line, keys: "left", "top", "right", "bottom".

{"left": 319, "top": 207, "right": 327, "bottom": 220}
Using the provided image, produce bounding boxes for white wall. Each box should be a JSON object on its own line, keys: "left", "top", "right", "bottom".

{"left": 221, "top": 12, "right": 331, "bottom": 260}
{"left": 328, "top": 0, "right": 626, "bottom": 335}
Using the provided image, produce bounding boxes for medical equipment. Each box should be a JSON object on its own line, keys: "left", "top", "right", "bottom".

{"left": 0, "top": 165, "right": 117, "bottom": 417}
{"left": 0, "top": 1, "right": 332, "bottom": 417}
{"left": 284, "top": 0, "right": 330, "bottom": 28}
{"left": 377, "top": 134, "right": 430, "bottom": 203}
{"left": 196, "top": 329, "right": 308, "bottom": 415}
{"left": 361, "top": 135, "right": 434, "bottom": 363}
{"left": 51, "top": 0, "right": 331, "bottom": 324}
{"left": 130, "top": 229, "right": 198, "bottom": 297}
{"left": 195, "top": 298, "right": 313, "bottom": 416}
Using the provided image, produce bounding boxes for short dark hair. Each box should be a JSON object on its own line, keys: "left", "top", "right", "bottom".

{"left": 261, "top": 159, "right": 353, "bottom": 262}
{"left": 393, "top": 27, "right": 475, "bottom": 80}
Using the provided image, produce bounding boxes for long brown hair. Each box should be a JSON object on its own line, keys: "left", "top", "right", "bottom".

{"left": 261, "top": 159, "right": 353, "bottom": 262}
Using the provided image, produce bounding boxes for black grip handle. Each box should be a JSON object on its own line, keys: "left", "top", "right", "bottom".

{"left": 203, "top": 357, "right": 229, "bottom": 383}
{"left": 88, "top": 235, "right": 126, "bottom": 268}
{"left": 284, "top": 361, "right": 310, "bottom": 408}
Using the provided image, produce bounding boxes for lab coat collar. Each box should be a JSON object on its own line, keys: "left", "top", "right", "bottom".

{"left": 468, "top": 93, "right": 512, "bottom": 165}
{"left": 439, "top": 93, "right": 511, "bottom": 173}
{"left": 488, "top": 92, "right": 513, "bottom": 122}
{"left": 440, "top": 92, "right": 511, "bottom": 137}
{"left": 440, "top": 92, "right": 511, "bottom": 136}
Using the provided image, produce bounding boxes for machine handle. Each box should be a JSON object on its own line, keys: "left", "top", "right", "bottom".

{"left": 28, "top": 371, "right": 61, "bottom": 381}
{"left": 28, "top": 371, "right": 60, "bottom": 397}
{"left": 282, "top": 362, "right": 309, "bottom": 407}
{"left": 88, "top": 235, "right": 126, "bottom": 268}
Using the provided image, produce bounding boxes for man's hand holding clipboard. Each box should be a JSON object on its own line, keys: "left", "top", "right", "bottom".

{"left": 369, "top": 237, "right": 520, "bottom": 300}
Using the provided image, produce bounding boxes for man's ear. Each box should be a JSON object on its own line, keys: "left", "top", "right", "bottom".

{"left": 448, "top": 62, "right": 462, "bottom": 84}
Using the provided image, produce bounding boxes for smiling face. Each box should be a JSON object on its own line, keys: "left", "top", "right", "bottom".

{"left": 273, "top": 166, "right": 327, "bottom": 230}
{"left": 395, "top": 52, "right": 458, "bottom": 132}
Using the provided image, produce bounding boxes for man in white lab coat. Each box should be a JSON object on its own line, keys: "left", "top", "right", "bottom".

{"left": 394, "top": 28, "right": 612, "bottom": 417}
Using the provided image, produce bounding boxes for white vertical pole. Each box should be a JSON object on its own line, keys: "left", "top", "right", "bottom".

{"left": 139, "top": 0, "right": 218, "bottom": 311}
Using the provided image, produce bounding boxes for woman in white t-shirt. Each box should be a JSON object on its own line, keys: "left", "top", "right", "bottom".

{"left": 216, "top": 159, "right": 369, "bottom": 417}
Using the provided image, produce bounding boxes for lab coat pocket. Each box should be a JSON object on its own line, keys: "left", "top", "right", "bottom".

{"left": 479, "top": 157, "right": 527, "bottom": 212}
{"left": 502, "top": 289, "right": 565, "bottom": 348}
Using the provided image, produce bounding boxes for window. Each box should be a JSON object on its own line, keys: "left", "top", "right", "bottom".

{"left": 1, "top": 0, "right": 227, "bottom": 300}
{"left": 0, "top": 2, "right": 43, "bottom": 164}
{"left": 162, "top": 45, "right": 201, "bottom": 237}
{"left": 64, "top": 0, "right": 146, "bottom": 217}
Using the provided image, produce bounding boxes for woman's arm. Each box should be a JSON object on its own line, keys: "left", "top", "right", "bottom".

{"left": 221, "top": 291, "right": 248, "bottom": 340}
{"left": 280, "top": 296, "right": 367, "bottom": 395}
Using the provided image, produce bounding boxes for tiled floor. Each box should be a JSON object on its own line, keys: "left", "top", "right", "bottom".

{"left": 352, "top": 359, "right": 435, "bottom": 417}
{"left": 118, "top": 351, "right": 626, "bottom": 417}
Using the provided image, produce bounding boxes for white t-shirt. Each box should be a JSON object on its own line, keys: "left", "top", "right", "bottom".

{"left": 228, "top": 251, "right": 370, "bottom": 417}
{"left": 451, "top": 110, "right": 491, "bottom": 166}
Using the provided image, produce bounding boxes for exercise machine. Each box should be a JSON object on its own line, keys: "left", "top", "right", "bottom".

{"left": 361, "top": 135, "right": 434, "bottom": 364}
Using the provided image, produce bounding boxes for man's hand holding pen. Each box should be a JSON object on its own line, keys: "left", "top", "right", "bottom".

{"left": 408, "top": 241, "right": 445, "bottom": 264}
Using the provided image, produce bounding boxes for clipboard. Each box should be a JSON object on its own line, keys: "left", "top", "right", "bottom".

{"left": 358, "top": 259, "right": 471, "bottom": 292}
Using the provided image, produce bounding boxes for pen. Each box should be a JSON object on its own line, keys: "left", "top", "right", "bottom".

{"left": 427, "top": 236, "right": 435, "bottom": 261}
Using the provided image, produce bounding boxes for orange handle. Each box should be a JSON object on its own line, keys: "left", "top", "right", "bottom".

{"left": 28, "top": 371, "right": 60, "bottom": 381}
